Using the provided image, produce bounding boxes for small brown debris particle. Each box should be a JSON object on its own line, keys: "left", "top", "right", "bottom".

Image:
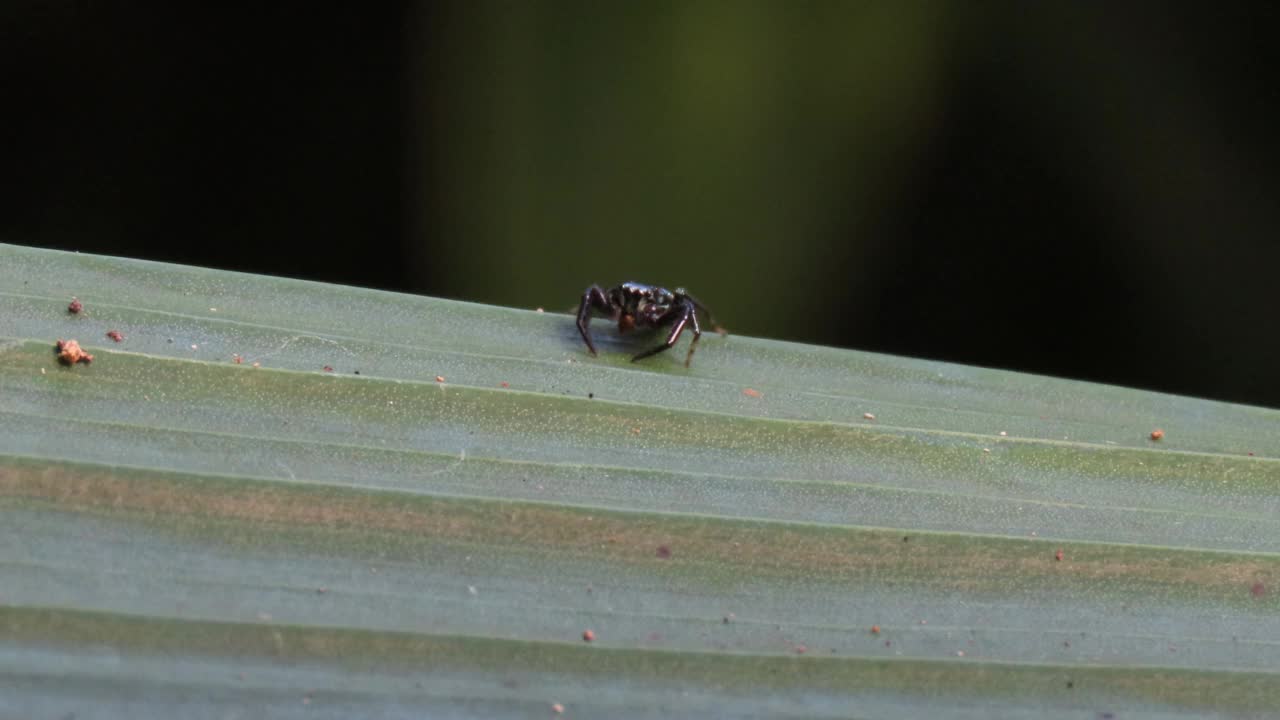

{"left": 656, "top": 545, "right": 672, "bottom": 559}
{"left": 742, "top": 388, "right": 762, "bottom": 398}
{"left": 723, "top": 613, "right": 735, "bottom": 624}
{"left": 588, "top": 392, "right": 594, "bottom": 399}
{"left": 793, "top": 644, "right": 808, "bottom": 654}
{"left": 233, "top": 354, "right": 243, "bottom": 364}
{"left": 1055, "top": 549, "right": 1064, "bottom": 562}
{"left": 500, "top": 381, "right": 510, "bottom": 388}
{"left": 884, "top": 640, "right": 892, "bottom": 647}
{"left": 55, "top": 339, "right": 93, "bottom": 365}
{"left": 68, "top": 298, "right": 83, "bottom": 314}
{"left": 1150, "top": 429, "right": 1164, "bottom": 441}
{"left": 435, "top": 375, "right": 445, "bottom": 383}
{"left": 870, "top": 625, "right": 880, "bottom": 634}
{"left": 1248, "top": 452, "right": 1255, "bottom": 456}
{"left": 106, "top": 330, "right": 124, "bottom": 342}
{"left": 323, "top": 365, "right": 334, "bottom": 372}
{"left": 1252, "top": 582, "right": 1266, "bottom": 598}
{"left": 316, "top": 587, "right": 327, "bottom": 594}
{"left": 630, "top": 427, "right": 641, "bottom": 434}
{"left": 863, "top": 413, "right": 876, "bottom": 420}
{"left": 582, "top": 629, "right": 595, "bottom": 642}
{"left": 551, "top": 703, "right": 564, "bottom": 715}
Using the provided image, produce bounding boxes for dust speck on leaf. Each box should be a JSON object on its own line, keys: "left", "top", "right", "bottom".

{"left": 55, "top": 339, "right": 93, "bottom": 365}
{"left": 551, "top": 703, "right": 564, "bottom": 714}
{"left": 105, "top": 330, "right": 123, "bottom": 342}
{"left": 323, "top": 365, "right": 334, "bottom": 373}
{"left": 863, "top": 413, "right": 876, "bottom": 420}
{"left": 500, "top": 381, "right": 510, "bottom": 388}
{"left": 742, "top": 388, "right": 762, "bottom": 398}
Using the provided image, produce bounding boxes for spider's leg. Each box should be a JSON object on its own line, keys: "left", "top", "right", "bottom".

{"left": 681, "top": 302, "right": 703, "bottom": 367}
{"left": 631, "top": 301, "right": 699, "bottom": 365}
{"left": 576, "top": 285, "right": 612, "bottom": 356}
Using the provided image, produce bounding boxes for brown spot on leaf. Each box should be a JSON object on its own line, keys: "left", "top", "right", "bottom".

{"left": 55, "top": 339, "right": 93, "bottom": 365}
{"left": 656, "top": 545, "right": 672, "bottom": 559}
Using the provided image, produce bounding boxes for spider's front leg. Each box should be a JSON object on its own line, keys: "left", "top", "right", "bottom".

{"left": 631, "top": 300, "right": 702, "bottom": 367}
{"left": 576, "top": 285, "right": 614, "bottom": 357}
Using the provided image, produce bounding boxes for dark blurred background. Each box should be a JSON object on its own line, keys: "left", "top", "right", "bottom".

{"left": 4, "top": 2, "right": 1277, "bottom": 408}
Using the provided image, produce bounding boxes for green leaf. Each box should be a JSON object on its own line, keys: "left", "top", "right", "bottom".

{"left": 2, "top": 243, "right": 1277, "bottom": 717}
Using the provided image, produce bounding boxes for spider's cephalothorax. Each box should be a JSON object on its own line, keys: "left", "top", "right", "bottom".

{"left": 576, "top": 282, "right": 712, "bottom": 367}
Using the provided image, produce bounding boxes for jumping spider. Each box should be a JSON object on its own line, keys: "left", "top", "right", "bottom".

{"left": 576, "top": 282, "right": 716, "bottom": 367}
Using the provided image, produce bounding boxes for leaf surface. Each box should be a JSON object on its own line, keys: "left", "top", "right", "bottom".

{"left": 2, "top": 244, "right": 1277, "bottom": 717}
